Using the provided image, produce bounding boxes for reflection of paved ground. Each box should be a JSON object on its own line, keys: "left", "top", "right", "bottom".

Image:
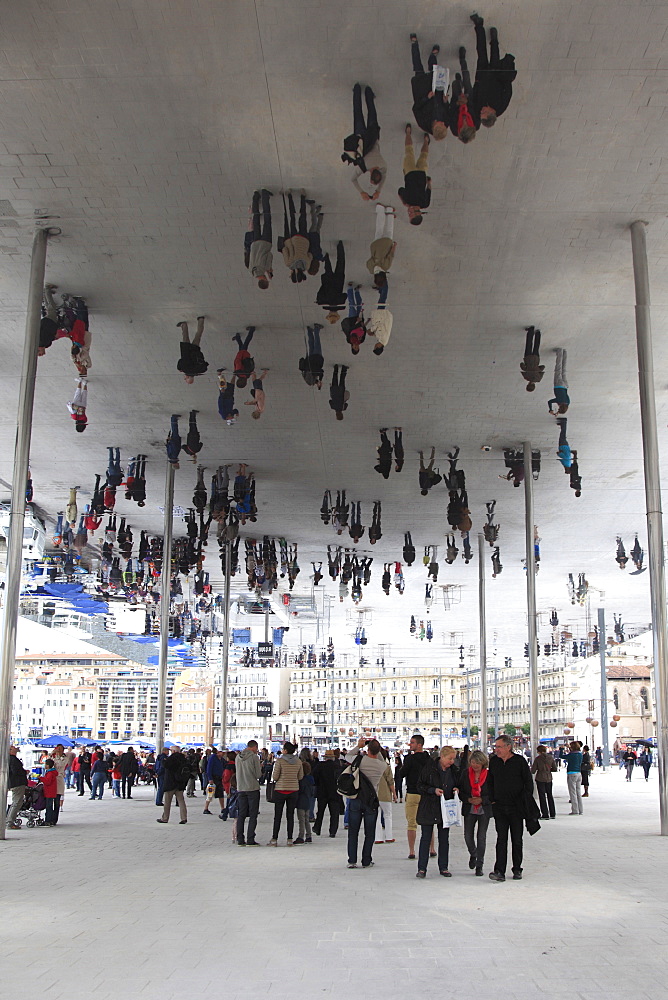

{"left": 2, "top": 767, "right": 666, "bottom": 1000}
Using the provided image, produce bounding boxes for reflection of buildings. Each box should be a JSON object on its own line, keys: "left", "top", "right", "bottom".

{"left": 212, "top": 662, "right": 289, "bottom": 747}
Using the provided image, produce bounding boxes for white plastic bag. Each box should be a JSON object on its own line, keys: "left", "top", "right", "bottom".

{"left": 440, "top": 795, "right": 461, "bottom": 828}
{"left": 432, "top": 65, "right": 450, "bottom": 94}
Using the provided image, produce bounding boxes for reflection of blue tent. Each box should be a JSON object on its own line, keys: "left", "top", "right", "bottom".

{"left": 35, "top": 734, "right": 75, "bottom": 748}
{"left": 73, "top": 737, "right": 100, "bottom": 747}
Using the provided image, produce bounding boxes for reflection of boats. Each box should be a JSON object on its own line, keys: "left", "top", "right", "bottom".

{"left": 0, "top": 503, "right": 47, "bottom": 567}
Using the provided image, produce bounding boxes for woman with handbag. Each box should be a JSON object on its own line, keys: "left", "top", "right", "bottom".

{"left": 268, "top": 743, "right": 304, "bottom": 846}
{"left": 531, "top": 744, "right": 557, "bottom": 819}
{"left": 415, "top": 746, "right": 459, "bottom": 879}
{"left": 458, "top": 750, "right": 493, "bottom": 876}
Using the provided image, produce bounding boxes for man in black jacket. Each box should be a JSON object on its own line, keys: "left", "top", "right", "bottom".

{"left": 486, "top": 734, "right": 534, "bottom": 881}
{"left": 118, "top": 747, "right": 139, "bottom": 799}
{"left": 7, "top": 746, "right": 28, "bottom": 829}
{"left": 156, "top": 746, "right": 188, "bottom": 824}
{"left": 316, "top": 241, "right": 347, "bottom": 323}
{"left": 469, "top": 14, "right": 516, "bottom": 128}
{"left": 399, "top": 734, "right": 433, "bottom": 859}
{"left": 409, "top": 35, "right": 448, "bottom": 140}
{"left": 312, "top": 749, "right": 342, "bottom": 838}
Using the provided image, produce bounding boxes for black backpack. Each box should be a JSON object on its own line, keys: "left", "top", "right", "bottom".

{"left": 174, "top": 760, "right": 192, "bottom": 790}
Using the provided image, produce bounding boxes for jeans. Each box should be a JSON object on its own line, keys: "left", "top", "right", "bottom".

{"left": 418, "top": 823, "right": 449, "bottom": 872}
{"left": 493, "top": 806, "right": 524, "bottom": 875}
{"left": 567, "top": 772, "right": 583, "bottom": 813}
{"left": 553, "top": 347, "right": 567, "bottom": 388}
{"left": 536, "top": 781, "right": 555, "bottom": 818}
{"left": 464, "top": 813, "right": 490, "bottom": 867}
{"left": 64, "top": 766, "right": 73, "bottom": 789}
{"left": 625, "top": 762, "right": 635, "bottom": 781}
{"left": 237, "top": 790, "right": 260, "bottom": 843}
{"left": 307, "top": 324, "right": 322, "bottom": 357}
{"left": 272, "top": 791, "right": 298, "bottom": 840}
{"left": 347, "top": 798, "right": 378, "bottom": 866}
{"left": 112, "top": 779, "right": 121, "bottom": 797}
{"left": 91, "top": 773, "right": 106, "bottom": 799}
{"left": 156, "top": 773, "right": 165, "bottom": 806}
{"left": 347, "top": 284, "right": 362, "bottom": 318}
{"left": 7, "top": 785, "right": 26, "bottom": 826}
{"left": 121, "top": 775, "right": 135, "bottom": 798}
{"left": 313, "top": 795, "right": 340, "bottom": 837}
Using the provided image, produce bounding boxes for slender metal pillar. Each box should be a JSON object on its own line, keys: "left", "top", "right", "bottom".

{"left": 598, "top": 608, "right": 610, "bottom": 771}
{"left": 0, "top": 228, "right": 50, "bottom": 841}
{"left": 155, "top": 461, "right": 175, "bottom": 757}
{"left": 219, "top": 540, "right": 232, "bottom": 749}
{"left": 494, "top": 668, "right": 500, "bottom": 739}
{"left": 478, "top": 533, "right": 488, "bottom": 748}
{"left": 438, "top": 660, "right": 443, "bottom": 747}
{"left": 523, "top": 442, "right": 539, "bottom": 757}
{"left": 631, "top": 221, "right": 668, "bottom": 833}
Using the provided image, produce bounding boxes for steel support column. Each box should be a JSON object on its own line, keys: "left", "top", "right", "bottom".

{"left": 0, "top": 228, "right": 51, "bottom": 841}
{"left": 219, "top": 540, "right": 232, "bottom": 749}
{"left": 478, "top": 533, "right": 488, "bottom": 749}
{"left": 155, "top": 460, "right": 175, "bottom": 757}
{"left": 630, "top": 221, "right": 668, "bottom": 833}
{"left": 523, "top": 442, "right": 539, "bottom": 757}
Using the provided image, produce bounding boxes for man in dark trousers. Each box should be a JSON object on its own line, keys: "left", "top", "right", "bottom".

{"left": 312, "top": 748, "right": 343, "bottom": 838}
{"left": 118, "top": 746, "right": 139, "bottom": 799}
{"left": 299, "top": 324, "right": 325, "bottom": 389}
{"left": 487, "top": 734, "right": 534, "bottom": 881}
{"left": 374, "top": 428, "right": 393, "bottom": 479}
{"left": 236, "top": 740, "right": 262, "bottom": 846}
{"left": 176, "top": 316, "right": 208, "bottom": 383}
{"left": 469, "top": 14, "right": 517, "bottom": 127}
{"left": 409, "top": 35, "right": 448, "bottom": 140}
{"left": 316, "top": 241, "right": 347, "bottom": 323}
{"left": 329, "top": 365, "right": 350, "bottom": 421}
{"left": 156, "top": 746, "right": 189, "bottom": 824}
{"left": 245, "top": 188, "right": 273, "bottom": 290}
{"left": 342, "top": 83, "right": 387, "bottom": 202}
{"left": 520, "top": 326, "right": 544, "bottom": 391}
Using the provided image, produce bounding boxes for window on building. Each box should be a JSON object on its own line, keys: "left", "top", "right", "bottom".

{"left": 433, "top": 711, "right": 439, "bottom": 721}
{"left": 613, "top": 688, "right": 619, "bottom": 710}
{"left": 640, "top": 687, "right": 649, "bottom": 711}
{"left": 433, "top": 694, "right": 439, "bottom": 706}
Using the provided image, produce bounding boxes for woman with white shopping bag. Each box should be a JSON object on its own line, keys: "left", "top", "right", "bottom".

{"left": 415, "top": 746, "right": 460, "bottom": 879}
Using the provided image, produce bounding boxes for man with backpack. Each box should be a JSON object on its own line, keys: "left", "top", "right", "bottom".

{"left": 341, "top": 738, "right": 392, "bottom": 869}
{"left": 156, "top": 746, "right": 189, "bottom": 824}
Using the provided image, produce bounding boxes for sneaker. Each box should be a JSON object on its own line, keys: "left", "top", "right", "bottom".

{"left": 488, "top": 871, "right": 506, "bottom": 882}
{"left": 512, "top": 870, "right": 523, "bottom": 880}
{"left": 292, "top": 838, "right": 304, "bottom": 845}
{"left": 469, "top": 856, "right": 477, "bottom": 869}
{"left": 305, "top": 837, "right": 312, "bottom": 843}
{"left": 416, "top": 870, "right": 426, "bottom": 879}
{"left": 156, "top": 818, "right": 167, "bottom": 824}
{"left": 439, "top": 870, "right": 452, "bottom": 877}
{"left": 246, "top": 841, "right": 260, "bottom": 846}
{"left": 475, "top": 867, "right": 484, "bottom": 876}
{"left": 179, "top": 820, "right": 187, "bottom": 824}
{"left": 287, "top": 839, "right": 294, "bottom": 846}
{"left": 203, "top": 809, "right": 212, "bottom": 815}
{"left": 237, "top": 840, "right": 246, "bottom": 846}
{"left": 374, "top": 840, "right": 384, "bottom": 844}
{"left": 362, "top": 862, "right": 375, "bottom": 868}
{"left": 267, "top": 839, "right": 278, "bottom": 846}
{"left": 347, "top": 863, "right": 358, "bottom": 868}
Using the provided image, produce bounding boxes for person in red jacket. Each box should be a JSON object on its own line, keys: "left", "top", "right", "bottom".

{"left": 41, "top": 759, "right": 59, "bottom": 825}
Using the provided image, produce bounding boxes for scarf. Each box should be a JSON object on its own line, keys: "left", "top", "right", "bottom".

{"left": 469, "top": 766, "right": 488, "bottom": 799}
{"left": 457, "top": 104, "right": 475, "bottom": 134}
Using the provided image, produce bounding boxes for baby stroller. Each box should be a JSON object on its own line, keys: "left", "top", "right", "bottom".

{"left": 17, "top": 781, "right": 47, "bottom": 828}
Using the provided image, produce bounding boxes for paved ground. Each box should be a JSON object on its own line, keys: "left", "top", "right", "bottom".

{"left": 2, "top": 766, "right": 668, "bottom": 999}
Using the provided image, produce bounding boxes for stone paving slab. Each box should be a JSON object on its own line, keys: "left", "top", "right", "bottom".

{"left": 1, "top": 768, "right": 667, "bottom": 999}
